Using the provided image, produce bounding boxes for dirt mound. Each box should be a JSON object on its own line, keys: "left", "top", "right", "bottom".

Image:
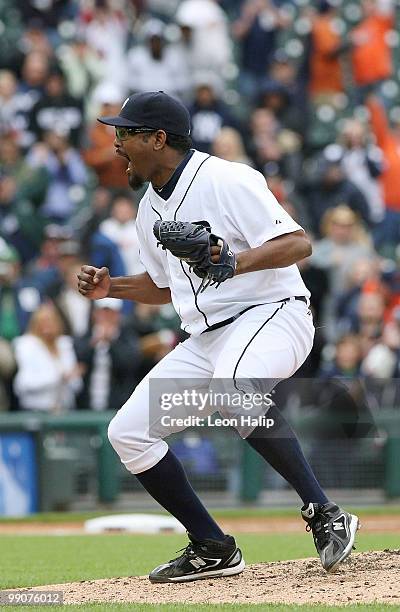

{"left": 25, "top": 550, "right": 400, "bottom": 605}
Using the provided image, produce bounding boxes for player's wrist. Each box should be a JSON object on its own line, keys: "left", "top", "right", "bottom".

{"left": 107, "top": 277, "right": 118, "bottom": 298}
{"left": 235, "top": 252, "right": 247, "bottom": 275}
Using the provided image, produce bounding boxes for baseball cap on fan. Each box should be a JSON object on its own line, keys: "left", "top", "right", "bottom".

{"left": 98, "top": 91, "right": 191, "bottom": 137}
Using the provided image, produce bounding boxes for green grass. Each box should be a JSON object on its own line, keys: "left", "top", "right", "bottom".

{"left": 1, "top": 527, "right": 398, "bottom": 611}
{"left": 0, "top": 532, "right": 397, "bottom": 590}
{"left": 0, "top": 505, "right": 398, "bottom": 524}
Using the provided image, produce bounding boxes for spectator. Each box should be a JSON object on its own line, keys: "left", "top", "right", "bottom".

{"left": 233, "top": 0, "right": 290, "bottom": 99}
{"left": 19, "top": 23, "right": 54, "bottom": 59}
{"left": 126, "top": 20, "right": 189, "bottom": 99}
{"left": 99, "top": 194, "right": 144, "bottom": 276}
{"left": 313, "top": 206, "right": 374, "bottom": 296}
{"left": 76, "top": 187, "right": 127, "bottom": 278}
{"left": 0, "top": 239, "right": 41, "bottom": 341}
{"left": 351, "top": 292, "right": 386, "bottom": 356}
{"left": 24, "top": 223, "right": 73, "bottom": 295}
{"left": 54, "top": 240, "right": 83, "bottom": 297}
{"left": 29, "top": 66, "right": 84, "bottom": 148}
{"left": 0, "top": 0, "right": 24, "bottom": 72}
{"left": 0, "top": 134, "right": 48, "bottom": 207}
{"left": 366, "top": 95, "right": 400, "bottom": 254}
{"left": 329, "top": 119, "right": 385, "bottom": 225}
{"left": 268, "top": 50, "right": 308, "bottom": 128}
{"left": 16, "top": 0, "right": 73, "bottom": 34}
{"left": 378, "top": 306, "right": 400, "bottom": 376}
{"left": 55, "top": 259, "right": 91, "bottom": 339}
{"left": 18, "top": 51, "right": 49, "bottom": 97}
{"left": 336, "top": 257, "right": 383, "bottom": 331}
{"left": 77, "top": 187, "right": 113, "bottom": 243}
{"left": 13, "top": 302, "right": 82, "bottom": 412}
{"left": 129, "top": 303, "right": 180, "bottom": 380}
{"left": 26, "top": 131, "right": 88, "bottom": 223}
{"left": 305, "top": 1, "right": 344, "bottom": 100}
{"left": 83, "top": 83, "right": 128, "bottom": 189}
{"left": 175, "top": 0, "right": 233, "bottom": 88}
{"left": 87, "top": 230, "right": 126, "bottom": 279}
{"left": 0, "top": 173, "right": 46, "bottom": 264}
{"left": 81, "top": 1, "right": 128, "bottom": 90}
{"left": 258, "top": 80, "right": 304, "bottom": 137}
{"left": 74, "top": 298, "right": 141, "bottom": 411}
{"left": 350, "top": 0, "right": 394, "bottom": 103}
{"left": 189, "top": 79, "right": 239, "bottom": 153}
{"left": 27, "top": 238, "right": 82, "bottom": 312}
{"left": 320, "top": 334, "right": 363, "bottom": 378}
{"left": 0, "top": 337, "right": 16, "bottom": 411}
{"left": 248, "top": 107, "right": 301, "bottom": 180}
{"left": 248, "top": 108, "right": 282, "bottom": 171}
{"left": 57, "top": 34, "right": 105, "bottom": 103}
{"left": 0, "top": 71, "right": 25, "bottom": 141}
{"left": 212, "top": 127, "right": 253, "bottom": 165}
{"left": 17, "top": 51, "right": 50, "bottom": 147}
{"left": 361, "top": 322, "right": 397, "bottom": 378}
{"left": 269, "top": 50, "right": 300, "bottom": 92}
{"left": 301, "top": 152, "right": 371, "bottom": 236}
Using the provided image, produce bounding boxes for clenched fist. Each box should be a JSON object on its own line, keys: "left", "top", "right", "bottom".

{"left": 77, "top": 265, "right": 111, "bottom": 300}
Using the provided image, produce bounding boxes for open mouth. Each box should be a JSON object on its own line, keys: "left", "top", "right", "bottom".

{"left": 116, "top": 148, "right": 134, "bottom": 174}
{"left": 116, "top": 148, "right": 130, "bottom": 160}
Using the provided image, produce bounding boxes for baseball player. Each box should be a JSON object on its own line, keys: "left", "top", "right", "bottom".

{"left": 78, "top": 91, "right": 359, "bottom": 583}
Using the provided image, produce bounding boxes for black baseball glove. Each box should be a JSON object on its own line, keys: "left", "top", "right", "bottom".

{"left": 153, "top": 220, "right": 236, "bottom": 294}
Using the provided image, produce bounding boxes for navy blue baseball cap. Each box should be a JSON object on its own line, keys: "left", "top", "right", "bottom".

{"left": 98, "top": 91, "right": 191, "bottom": 137}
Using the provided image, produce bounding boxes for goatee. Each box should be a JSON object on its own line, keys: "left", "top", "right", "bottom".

{"left": 128, "top": 173, "right": 146, "bottom": 191}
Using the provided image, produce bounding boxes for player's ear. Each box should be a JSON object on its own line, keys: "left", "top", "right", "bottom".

{"left": 153, "top": 130, "right": 167, "bottom": 151}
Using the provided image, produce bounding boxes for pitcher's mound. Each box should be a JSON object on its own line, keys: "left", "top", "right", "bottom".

{"left": 28, "top": 550, "right": 400, "bottom": 605}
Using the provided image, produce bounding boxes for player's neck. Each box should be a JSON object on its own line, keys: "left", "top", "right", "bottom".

{"left": 150, "top": 152, "right": 187, "bottom": 190}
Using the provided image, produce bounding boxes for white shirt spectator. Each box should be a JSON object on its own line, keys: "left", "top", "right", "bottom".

{"left": 340, "top": 147, "right": 385, "bottom": 224}
{"left": 100, "top": 217, "right": 144, "bottom": 276}
{"left": 58, "top": 288, "right": 92, "bottom": 338}
{"left": 84, "top": 11, "right": 128, "bottom": 89}
{"left": 324, "top": 143, "right": 385, "bottom": 224}
{"left": 13, "top": 335, "right": 82, "bottom": 412}
{"left": 175, "top": 0, "right": 233, "bottom": 85}
{"left": 126, "top": 27, "right": 189, "bottom": 99}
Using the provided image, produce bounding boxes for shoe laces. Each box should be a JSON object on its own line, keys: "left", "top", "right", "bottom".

{"left": 169, "top": 542, "right": 197, "bottom": 563}
{"left": 306, "top": 514, "right": 330, "bottom": 549}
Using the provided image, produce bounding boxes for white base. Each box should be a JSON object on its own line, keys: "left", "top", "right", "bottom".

{"left": 84, "top": 513, "right": 185, "bottom": 534}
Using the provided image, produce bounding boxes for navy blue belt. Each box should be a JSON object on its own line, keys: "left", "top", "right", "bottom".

{"left": 202, "top": 296, "right": 308, "bottom": 334}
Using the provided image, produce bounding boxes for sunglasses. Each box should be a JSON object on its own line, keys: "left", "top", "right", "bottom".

{"left": 115, "top": 127, "right": 155, "bottom": 141}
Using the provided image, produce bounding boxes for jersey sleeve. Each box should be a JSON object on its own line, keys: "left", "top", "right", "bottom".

{"left": 219, "top": 166, "right": 303, "bottom": 248}
{"left": 135, "top": 206, "right": 170, "bottom": 289}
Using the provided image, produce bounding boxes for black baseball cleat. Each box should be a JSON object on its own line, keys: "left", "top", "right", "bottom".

{"left": 149, "top": 533, "right": 245, "bottom": 583}
{"left": 301, "top": 502, "right": 360, "bottom": 572}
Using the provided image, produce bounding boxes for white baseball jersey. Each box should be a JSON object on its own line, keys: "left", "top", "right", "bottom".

{"left": 136, "top": 150, "right": 310, "bottom": 337}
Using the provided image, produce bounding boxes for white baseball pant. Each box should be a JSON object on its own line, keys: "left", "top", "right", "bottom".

{"left": 108, "top": 299, "right": 314, "bottom": 474}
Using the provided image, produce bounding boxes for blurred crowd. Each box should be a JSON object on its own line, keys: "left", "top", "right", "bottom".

{"left": 1, "top": 0, "right": 400, "bottom": 413}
